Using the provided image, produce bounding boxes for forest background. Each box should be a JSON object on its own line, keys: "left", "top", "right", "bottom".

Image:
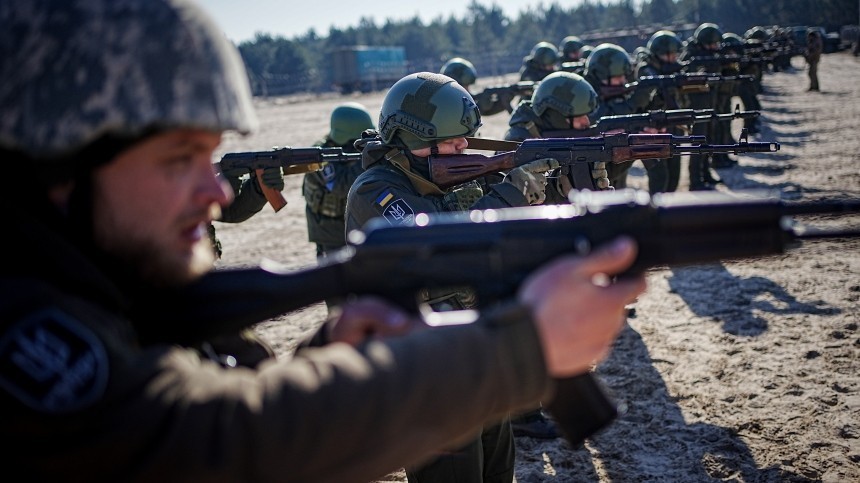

{"left": 233, "top": 0, "right": 859, "bottom": 95}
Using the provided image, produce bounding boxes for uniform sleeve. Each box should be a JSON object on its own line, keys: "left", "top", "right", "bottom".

{"left": 220, "top": 177, "right": 268, "bottom": 223}
{"left": 2, "top": 278, "right": 553, "bottom": 483}
{"left": 345, "top": 166, "right": 444, "bottom": 234}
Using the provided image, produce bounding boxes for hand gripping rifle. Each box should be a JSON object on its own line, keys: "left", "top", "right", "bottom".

{"left": 216, "top": 146, "right": 362, "bottom": 211}
{"left": 540, "top": 106, "right": 761, "bottom": 138}
{"left": 145, "top": 189, "right": 860, "bottom": 447}
{"left": 436, "top": 131, "right": 778, "bottom": 191}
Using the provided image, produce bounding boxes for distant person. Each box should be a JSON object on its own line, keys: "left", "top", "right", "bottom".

{"left": 303, "top": 102, "right": 374, "bottom": 258}
{"left": 520, "top": 41, "right": 559, "bottom": 81}
{"left": 805, "top": 29, "right": 823, "bottom": 91}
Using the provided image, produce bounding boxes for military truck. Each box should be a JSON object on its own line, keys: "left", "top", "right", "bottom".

{"left": 331, "top": 46, "right": 408, "bottom": 94}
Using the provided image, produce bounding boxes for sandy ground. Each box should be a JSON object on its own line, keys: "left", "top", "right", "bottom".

{"left": 212, "top": 53, "right": 860, "bottom": 482}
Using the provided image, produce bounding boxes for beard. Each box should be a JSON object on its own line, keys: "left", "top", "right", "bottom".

{"left": 91, "top": 206, "right": 216, "bottom": 289}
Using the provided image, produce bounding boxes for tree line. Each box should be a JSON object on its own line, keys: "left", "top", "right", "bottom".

{"left": 237, "top": 0, "right": 858, "bottom": 96}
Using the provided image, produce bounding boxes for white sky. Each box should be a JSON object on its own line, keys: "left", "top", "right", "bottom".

{"left": 196, "top": 0, "right": 586, "bottom": 44}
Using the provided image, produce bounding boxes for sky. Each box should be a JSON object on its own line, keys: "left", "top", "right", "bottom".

{"left": 196, "top": 0, "right": 573, "bottom": 44}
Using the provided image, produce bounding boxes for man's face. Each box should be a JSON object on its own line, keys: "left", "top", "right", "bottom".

{"left": 410, "top": 137, "right": 469, "bottom": 157}
{"left": 704, "top": 42, "right": 720, "bottom": 51}
{"left": 606, "top": 75, "right": 627, "bottom": 86}
{"left": 658, "top": 52, "right": 678, "bottom": 64}
{"left": 570, "top": 114, "right": 592, "bottom": 130}
{"left": 91, "top": 129, "right": 229, "bottom": 286}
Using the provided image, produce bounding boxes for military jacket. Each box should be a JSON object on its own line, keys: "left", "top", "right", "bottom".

{"left": 302, "top": 136, "right": 364, "bottom": 248}
{"left": 0, "top": 206, "right": 553, "bottom": 483}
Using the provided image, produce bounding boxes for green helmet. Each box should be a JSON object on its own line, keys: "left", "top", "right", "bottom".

{"left": 647, "top": 30, "right": 683, "bottom": 56}
{"left": 722, "top": 33, "right": 744, "bottom": 47}
{"left": 694, "top": 23, "right": 724, "bottom": 45}
{"left": 0, "top": 0, "right": 257, "bottom": 160}
{"left": 440, "top": 57, "right": 478, "bottom": 88}
{"left": 329, "top": 102, "right": 375, "bottom": 146}
{"left": 580, "top": 45, "right": 595, "bottom": 59}
{"left": 559, "top": 36, "right": 585, "bottom": 58}
{"left": 584, "top": 43, "right": 633, "bottom": 82}
{"left": 378, "top": 72, "right": 481, "bottom": 151}
{"left": 528, "top": 42, "right": 560, "bottom": 68}
{"left": 744, "top": 26, "right": 769, "bottom": 42}
{"left": 532, "top": 72, "right": 598, "bottom": 118}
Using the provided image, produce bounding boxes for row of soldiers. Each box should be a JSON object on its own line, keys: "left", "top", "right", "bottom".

{"left": 211, "top": 22, "right": 795, "bottom": 483}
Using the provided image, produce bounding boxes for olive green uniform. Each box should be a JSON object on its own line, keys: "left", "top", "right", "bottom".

{"left": 1, "top": 206, "right": 552, "bottom": 483}
{"left": 805, "top": 33, "right": 823, "bottom": 91}
{"left": 345, "top": 139, "right": 530, "bottom": 483}
{"left": 679, "top": 40, "right": 722, "bottom": 189}
{"left": 302, "top": 136, "right": 364, "bottom": 257}
{"left": 209, "top": 175, "right": 270, "bottom": 258}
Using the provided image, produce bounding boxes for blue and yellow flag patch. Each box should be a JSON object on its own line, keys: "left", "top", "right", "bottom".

{"left": 375, "top": 189, "right": 395, "bottom": 207}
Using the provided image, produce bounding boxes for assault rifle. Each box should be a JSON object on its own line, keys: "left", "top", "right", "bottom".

{"left": 216, "top": 146, "right": 362, "bottom": 211}
{"left": 540, "top": 107, "right": 761, "bottom": 138}
{"left": 152, "top": 189, "right": 860, "bottom": 446}
{"left": 599, "top": 72, "right": 754, "bottom": 99}
{"left": 434, "top": 131, "right": 778, "bottom": 191}
{"left": 472, "top": 81, "right": 537, "bottom": 115}
{"left": 682, "top": 54, "right": 775, "bottom": 73}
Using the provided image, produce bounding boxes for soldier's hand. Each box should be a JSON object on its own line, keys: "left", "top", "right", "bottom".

{"left": 504, "top": 158, "right": 561, "bottom": 205}
{"left": 519, "top": 237, "right": 646, "bottom": 377}
{"left": 259, "top": 166, "right": 285, "bottom": 191}
{"left": 326, "top": 297, "right": 424, "bottom": 346}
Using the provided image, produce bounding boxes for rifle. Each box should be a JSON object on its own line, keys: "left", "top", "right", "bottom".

{"left": 473, "top": 81, "right": 537, "bottom": 115}
{"left": 540, "top": 106, "right": 761, "bottom": 138}
{"left": 432, "top": 131, "right": 778, "bottom": 191}
{"left": 152, "top": 189, "right": 860, "bottom": 446}
{"left": 216, "top": 146, "right": 362, "bottom": 211}
{"left": 599, "top": 72, "right": 755, "bottom": 99}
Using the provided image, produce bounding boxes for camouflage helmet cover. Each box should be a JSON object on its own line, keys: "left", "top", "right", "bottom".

{"left": 694, "top": 23, "right": 724, "bottom": 45}
{"left": 378, "top": 72, "right": 481, "bottom": 150}
{"left": 647, "top": 30, "right": 683, "bottom": 56}
{"left": 0, "top": 0, "right": 258, "bottom": 159}
{"left": 532, "top": 71, "right": 598, "bottom": 118}
{"left": 559, "top": 36, "right": 585, "bottom": 57}
{"left": 528, "top": 41, "right": 560, "bottom": 67}
{"left": 329, "top": 102, "right": 375, "bottom": 146}
{"left": 744, "top": 26, "right": 769, "bottom": 41}
{"left": 440, "top": 57, "right": 478, "bottom": 88}
{"left": 584, "top": 43, "right": 633, "bottom": 81}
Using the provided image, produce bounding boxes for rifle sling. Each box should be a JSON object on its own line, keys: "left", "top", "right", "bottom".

{"left": 385, "top": 148, "right": 446, "bottom": 196}
{"left": 465, "top": 137, "right": 522, "bottom": 152}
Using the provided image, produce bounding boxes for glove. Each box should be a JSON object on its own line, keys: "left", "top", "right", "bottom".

{"left": 629, "top": 85, "right": 657, "bottom": 111}
{"left": 259, "top": 166, "right": 284, "bottom": 192}
{"left": 504, "top": 158, "right": 560, "bottom": 205}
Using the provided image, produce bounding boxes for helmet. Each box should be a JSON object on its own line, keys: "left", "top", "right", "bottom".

{"left": 584, "top": 43, "right": 633, "bottom": 82}
{"left": 440, "top": 57, "right": 478, "bottom": 88}
{"left": 0, "top": 0, "right": 257, "bottom": 160}
{"left": 329, "top": 102, "right": 375, "bottom": 146}
{"left": 580, "top": 45, "right": 595, "bottom": 59}
{"left": 532, "top": 72, "right": 598, "bottom": 118}
{"left": 559, "top": 36, "right": 585, "bottom": 58}
{"left": 378, "top": 72, "right": 481, "bottom": 151}
{"left": 694, "top": 23, "right": 724, "bottom": 45}
{"left": 722, "top": 33, "right": 745, "bottom": 47}
{"left": 744, "top": 26, "right": 769, "bottom": 42}
{"left": 647, "top": 30, "right": 683, "bottom": 56}
{"left": 528, "top": 41, "right": 560, "bottom": 68}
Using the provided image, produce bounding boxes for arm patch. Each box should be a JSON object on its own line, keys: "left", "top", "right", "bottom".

{"left": 0, "top": 308, "right": 108, "bottom": 413}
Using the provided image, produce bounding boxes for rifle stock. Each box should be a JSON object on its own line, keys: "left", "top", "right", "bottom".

{"left": 151, "top": 189, "right": 860, "bottom": 446}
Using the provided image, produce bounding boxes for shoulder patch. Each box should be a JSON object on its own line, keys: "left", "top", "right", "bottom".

{"left": 382, "top": 198, "right": 415, "bottom": 226}
{"left": 0, "top": 308, "right": 109, "bottom": 413}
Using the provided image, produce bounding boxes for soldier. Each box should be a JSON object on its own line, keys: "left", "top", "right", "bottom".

{"left": 0, "top": 1, "right": 646, "bottom": 481}
{"left": 441, "top": 56, "right": 519, "bottom": 116}
{"left": 503, "top": 71, "right": 603, "bottom": 440}
{"left": 302, "top": 102, "right": 373, "bottom": 258}
{"left": 519, "top": 41, "right": 560, "bottom": 82}
{"left": 679, "top": 23, "right": 726, "bottom": 190}
{"left": 345, "top": 72, "right": 563, "bottom": 482}
{"left": 559, "top": 36, "right": 586, "bottom": 62}
{"left": 583, "top": 43, "right": 657, "bottom": 189}
{"left": 634, "top": 30, "right": 686, "bottom": 193}
{"left": 805, "top": 29, "right": 823, "bottom": 92}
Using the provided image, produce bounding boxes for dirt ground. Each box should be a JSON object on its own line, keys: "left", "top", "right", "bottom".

{"left": 212, "top": 52, "right": 860, "bottom": 482}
